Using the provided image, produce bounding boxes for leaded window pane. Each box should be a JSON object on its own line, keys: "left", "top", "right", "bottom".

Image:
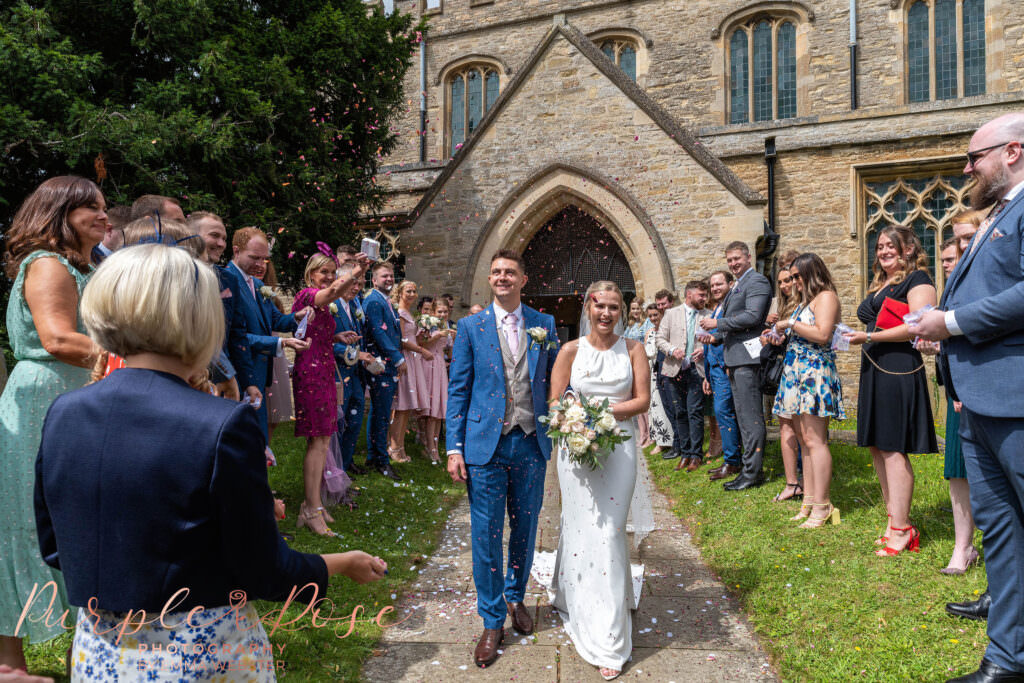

{"left": 912, "top": 216, "right": 936, "bottom": 275}
{"left": 450, "top": 76, "right": 465, "bottom": 155}
{"left": 729, "top": 30, "right": 749, "bottom": 124}
{"left": 907, "top": 1, "right": 930, "bottom": 103}
{"left": 934, "top": 0, "right": 958, "bottom": 100}
{"left": 467, "top": 69, "right": 482, "bottom": 134}
{"left": 620, "top": 46, "right": 637, "bottom": 81}
{"left": 601, "top": 42, "right": 615, "bottom": 61}
{"left": 752, "top": 21, "right": 773, "bottom": 122}
{"left": 776, "top": 22, "right": 797, "bottom": 119}
{"left": 485, "top": 71, "right": 499, "bottom": 111}
{"left": 963, "top": 0, "right": 986, "bottom": 97}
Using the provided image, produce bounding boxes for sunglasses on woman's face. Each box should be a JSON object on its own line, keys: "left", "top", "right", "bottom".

{"left": 790, "top": 273, "right": 802, "bottom": 280}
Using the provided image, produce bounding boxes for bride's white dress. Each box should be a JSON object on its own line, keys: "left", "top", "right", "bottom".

{"left": 549, "top": 336, "right": 637, "bottom": 669}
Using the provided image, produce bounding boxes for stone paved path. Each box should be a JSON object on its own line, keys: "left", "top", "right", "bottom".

{"left": 362, "top": 458, "right": 776, "bottom": 682}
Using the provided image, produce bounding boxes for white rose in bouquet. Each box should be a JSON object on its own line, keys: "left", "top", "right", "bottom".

{"left": 548, "top": 412, "right": 561, "bottom": 427}
{"left": 566, "top": 433, "right": 589, "bottom": 455}
{"left": 563, "top": 403, "right": 586, "bottom": 424}
{"left": 585, "top": 429, "right": 597, "bottom": 441}
{"left": 570, "top": 421, "right": 585, "bottom": 434}
{"left": 596, "top": 412, "right": 617, "bottom": 433}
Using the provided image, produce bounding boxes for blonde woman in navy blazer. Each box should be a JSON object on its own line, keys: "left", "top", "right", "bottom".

{"left": 35, "top": 244, "right": 386, "bottom": 680}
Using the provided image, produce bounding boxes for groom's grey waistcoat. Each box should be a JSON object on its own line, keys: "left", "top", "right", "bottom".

{"left": 498, "top": 326, "right": 535, "bottom": 436}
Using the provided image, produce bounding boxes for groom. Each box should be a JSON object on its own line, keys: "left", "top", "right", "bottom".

{"left": 446, "top": 249, "right": 560, "bottom": 668}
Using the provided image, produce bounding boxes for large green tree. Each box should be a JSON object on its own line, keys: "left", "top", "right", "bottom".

{"left": 0, "top": 0, "right": 420, "bottom": 285}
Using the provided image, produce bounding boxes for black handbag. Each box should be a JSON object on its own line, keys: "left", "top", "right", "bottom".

{"left": 758, "top": 339, "right": 788, "bottom": 396}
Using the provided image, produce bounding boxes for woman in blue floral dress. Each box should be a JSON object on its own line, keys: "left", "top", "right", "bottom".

{"left": 771, "top": 253, "right": 845, "bottom": 530}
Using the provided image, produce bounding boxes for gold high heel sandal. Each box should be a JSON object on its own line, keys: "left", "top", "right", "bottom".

{"left": 297, "top": 503, "right": 337, "bottom": 537}
{"left": 800, "top": 503, "right": 841, "bottom": 529}
{"left": 790, "top": 500, "right": 814, "bottom": 521}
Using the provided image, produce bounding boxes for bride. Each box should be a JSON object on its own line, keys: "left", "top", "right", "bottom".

{"left": 547, "top": 281, "right": 651, "bottom": 680}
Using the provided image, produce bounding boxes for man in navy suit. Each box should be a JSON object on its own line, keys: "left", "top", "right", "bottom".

{"left": 446, "top": 250, "right": 559, "bottom": 668}
{"left": 226, "top": 228, "right": 309, "bottom": 441}
{"left": 911, "top": 113, "right": 1024, "bottom": 683}
{"left": 333, "top": 255, "right": 369, "bottom": 476}
{"left": 189, "top": 211, "right": 258, "bottom": 403}
{"left": 362, "top": 261, "right": 406, "bottom": 481}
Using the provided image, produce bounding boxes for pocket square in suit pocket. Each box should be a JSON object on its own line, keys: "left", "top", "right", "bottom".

{"left": 990, "top": 228, "right": 1005, "bottom": 241}
{"left": 220, "top": 287, "right": 233, "bottom": 299}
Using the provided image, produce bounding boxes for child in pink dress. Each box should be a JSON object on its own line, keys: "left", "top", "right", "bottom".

{"left": 388, "top": 281, "right": 431, "bottom": 462}
{"left": 417, "top": 300, "right": 452, "bottom": 464}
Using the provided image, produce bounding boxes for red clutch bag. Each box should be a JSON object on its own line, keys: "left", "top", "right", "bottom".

{"left": 875, "top": 297, "right": 910, "bottom": 330}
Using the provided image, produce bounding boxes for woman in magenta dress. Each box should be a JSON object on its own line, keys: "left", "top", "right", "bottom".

{"left": 417, "top": 299, "right": 452, "bottom": 464}
{"left": 387, "top": 280, "right": 432, "bottom": 462}
{"left": 292, "top": 253, "right": 368, "bottom": 536}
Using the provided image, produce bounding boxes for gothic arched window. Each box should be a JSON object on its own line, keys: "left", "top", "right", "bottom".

{"left": 728, "top": 17, "right": 798, "bottom": 124}
{"left": 447, "top": 65, "right": 500, "bottom": 156}
{"left": 599, "top": 39, "right": 638, "bottom": 81}
{"left": 906, "top": 0, "right": 986, "bottom": 103}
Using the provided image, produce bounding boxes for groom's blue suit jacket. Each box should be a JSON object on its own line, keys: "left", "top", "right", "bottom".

{"left": 446, "top": 303, "right": 559, "bottom": 465}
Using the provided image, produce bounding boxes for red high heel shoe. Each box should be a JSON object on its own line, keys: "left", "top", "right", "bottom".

{"left": 876, "top": 525, "right": 919, "bottom": 557}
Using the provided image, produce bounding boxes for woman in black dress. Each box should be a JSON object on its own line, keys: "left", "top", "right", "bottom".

{"left": 845, "top": 225, "right": 938, "bottom": 556}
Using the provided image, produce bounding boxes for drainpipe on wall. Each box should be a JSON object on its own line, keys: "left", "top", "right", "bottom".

{"left": 850, "top": 0, "right": 859, "bottom": 110}
{"left": 757, "top": 137, "right": 780, "bottom": 275}
{"left": 419, "top": 33, "right": 427, "bottom": 163}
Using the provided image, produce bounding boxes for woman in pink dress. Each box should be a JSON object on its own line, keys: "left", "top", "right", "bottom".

{"left": 292, "top": 253, "right": 368, "bottom": 536}
{"left": 417, "top": 299, "right": 453, "bottom": 464}
{"left": 388, "top": 280, "right": 432, "bottom": 462}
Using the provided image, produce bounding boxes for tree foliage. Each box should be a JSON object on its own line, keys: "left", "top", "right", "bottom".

{"left": 0, "top": 0, "right": 421, "bottom": 286}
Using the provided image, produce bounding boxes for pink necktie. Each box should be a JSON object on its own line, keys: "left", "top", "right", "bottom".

{"left": 246, "top": 275, "right": 256, "bottom": 299}
{"left": 503, "top": 313, "right": 520, "bottom": 356}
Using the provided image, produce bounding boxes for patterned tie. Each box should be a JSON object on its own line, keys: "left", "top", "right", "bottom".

{"left": 685, "top": 309, "right": 696, "bottom": 356}
{"left": 503, "top": 313, "right": 520, "bottom": 356}
{"left": 969, "top": 198, "right": 1009, "bottom": 255}
{"left": 245, "top": 274, "right": 256, "bottom": 300}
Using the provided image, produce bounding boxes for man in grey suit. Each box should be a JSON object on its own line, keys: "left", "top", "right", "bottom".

{"left": 700, "top": 241, "right": 772, "bottom": 490}
{"left": 911, "top": 113, "right": 1024, "bottom": 683}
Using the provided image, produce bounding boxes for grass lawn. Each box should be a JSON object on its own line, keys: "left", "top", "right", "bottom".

{"left": 25, "top": 422, "right": 464, "bottom": 682}
{"left": 646, "top": 437, "right": 988, "bottom": 682}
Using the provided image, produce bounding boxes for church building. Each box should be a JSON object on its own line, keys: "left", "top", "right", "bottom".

{"left": 362, "top": 0, "right": 1023, "bottom": 385}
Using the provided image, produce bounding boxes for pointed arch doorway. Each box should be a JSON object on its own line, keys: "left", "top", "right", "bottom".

{"left": 522, "top": 205, "right": 636, "bottom": 341}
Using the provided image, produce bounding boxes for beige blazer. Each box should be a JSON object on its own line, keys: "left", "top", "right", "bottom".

{"left": 655, "top": 304, "right": 710, "bottom": 379}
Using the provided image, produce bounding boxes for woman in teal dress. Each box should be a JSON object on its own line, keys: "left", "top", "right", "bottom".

{"left": 0, "top": 176, "right": 105, "bottom": 671}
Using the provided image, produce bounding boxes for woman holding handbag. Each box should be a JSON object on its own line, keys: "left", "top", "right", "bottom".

{"left": 845, "top": 225, "right": 938, "bottom": 556}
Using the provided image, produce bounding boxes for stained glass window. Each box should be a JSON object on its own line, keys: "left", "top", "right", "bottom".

{"left": 729, "top": 30, "right": 749, "bottom": 124}
{"left": 450, "top": 76, "right": 464, "bottom": 156}
{"left": 619, "top": 46, "right": 637, "bottom": 82}
{"left": 863, "top": 172, "right": 972, "bottom": 285}
{"left": 485, "top": 71, "right": 499, "bottom": 111}
{"left": 729, "top": 18, "right": 797, "bottom": 124}
{"left": 907, "top": 0, "right": 986, "bottom": 102}
{"left": 599, "top": 40, "right": 638, "bottom": 82}
{"left": 448, "top": 66, "right": 500, "bottom": 156}
{"left": 935, "top": 0, "right": 958, "bottom": 99}
{"left": 963, "top": 0, "right": 986, "bottom": 97}
{"left": 776, "top": 22, "right": 796, "bottom": 120}
{"left": 752, "top": 21, "right": 773, "bottom": 122}
{"left": 908, "top": 1, "right": 930, "bottom": 103}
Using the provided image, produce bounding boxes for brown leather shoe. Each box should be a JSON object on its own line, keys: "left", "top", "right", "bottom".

{"left": 685, "top": 457, "right": 703, "bottom": 472}
{"left": 506, "top": 600, "right": 534, "bottom": 634}
{"left": 474, "top": 627, "right": 504, "bottom": 668}
{"left": 709, "top": 464, "right": 741, "bottom": 481}
{"left": 674, "top": 457, "right": 691, "bottom": 471}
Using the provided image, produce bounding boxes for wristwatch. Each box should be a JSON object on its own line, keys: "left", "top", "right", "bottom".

{"left": 866, "top": 332, "right": 873, "bottom": 343}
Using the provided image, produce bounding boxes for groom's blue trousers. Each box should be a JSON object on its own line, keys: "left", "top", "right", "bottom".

{"left": 466, "top": 427, "right": 547, "bottom": 630}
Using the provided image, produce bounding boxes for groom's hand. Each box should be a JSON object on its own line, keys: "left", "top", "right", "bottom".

{"left": 447, "top": 451, "right": 467, "bottom": 483}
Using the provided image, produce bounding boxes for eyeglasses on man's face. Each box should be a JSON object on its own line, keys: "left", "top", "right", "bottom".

{"left": 965, "top": 141, "right": 1018, "bottom": 169}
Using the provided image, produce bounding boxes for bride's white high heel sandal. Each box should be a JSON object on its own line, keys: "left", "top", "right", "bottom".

{"left": 599, "top": 667, "right": 621, "bottom": 680}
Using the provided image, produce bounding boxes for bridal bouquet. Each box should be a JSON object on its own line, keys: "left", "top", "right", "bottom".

{"left": 539, "top": 391, "right": 630, "bottom": 470}
{"left": 418, "top": 314, "right": 441, "bottom": 333}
